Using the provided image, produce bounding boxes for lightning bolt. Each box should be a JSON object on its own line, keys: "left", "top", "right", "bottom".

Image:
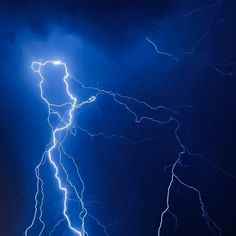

{"left": 146, "top": 37, "right": 179, "bottom": 62}
{"left": 70, "top": 72, "right": 223, "bottom": 235}
{"left": 144, "top": 37, "right": 225, "bottom": 235}
{"left": 25, "top": 60, "right": 89, "bottom": 236}
{"left": 183, "top": 0, "right": 224, "bottom": 17}
{"left": 25, "top": 59, "right": 225, "bottom": 236}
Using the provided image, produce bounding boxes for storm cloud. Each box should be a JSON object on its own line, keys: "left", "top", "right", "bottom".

{"left": 0, "top": 0, "right": 178, "bottom": 46}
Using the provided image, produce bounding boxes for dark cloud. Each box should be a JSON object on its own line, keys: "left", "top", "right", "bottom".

{"left": 0, "top": 0, "right": 178, "bottom": 47}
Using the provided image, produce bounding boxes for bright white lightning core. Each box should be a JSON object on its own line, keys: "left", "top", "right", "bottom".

{"left": 25, "top": 60, "right": 87, "bottom": 236}
{"left": 26, "top": 60, "right": 223, "bottom": 236}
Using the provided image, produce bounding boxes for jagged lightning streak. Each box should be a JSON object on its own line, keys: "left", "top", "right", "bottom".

{"left": 146, "top": 37, "right": 179, "bottom": 62}
{"left": 144, "top": 36, "right": 223, "bottom": 235}
{"left": 70, "top": 76, "right": 223, "bottom": 235}
{"left": 25, "top": 60, "right": 90, "bottom": 236}
{"left": 25, "top": 59, "right": 226, "bottom": 236}
{"left": 157, "top": 120, "right": 222, "bottom": 236}
{"left": 183, "top": 0, "right": 224, "bottom": 17}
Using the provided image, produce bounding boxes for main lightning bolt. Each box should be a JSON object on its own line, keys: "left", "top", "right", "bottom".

{"left": 25, "top": 60, "right": 90, "bottom": 236}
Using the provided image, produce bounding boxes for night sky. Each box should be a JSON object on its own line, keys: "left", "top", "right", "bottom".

{"left": 1, "top": 1, "right": 236, "bottom": 236}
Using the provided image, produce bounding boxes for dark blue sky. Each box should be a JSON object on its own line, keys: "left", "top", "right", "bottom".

{"left": 0, "top": 1, "right": 236, "bottom": 235}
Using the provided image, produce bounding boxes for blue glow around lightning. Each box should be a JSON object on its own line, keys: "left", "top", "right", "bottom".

{"left": 26, "top": 60, "right": 223, "bottom": 236}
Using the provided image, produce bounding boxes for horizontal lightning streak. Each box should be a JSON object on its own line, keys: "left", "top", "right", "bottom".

{"left": 71, "top": 75, "right": 223, "bottom": 235}
{"left": 71, "top": 76, "right": 223, "bottom": 235}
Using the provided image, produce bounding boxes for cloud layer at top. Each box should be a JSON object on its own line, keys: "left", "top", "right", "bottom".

{"left": 0, "top": 0, "right": 178, "bottom": 46}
